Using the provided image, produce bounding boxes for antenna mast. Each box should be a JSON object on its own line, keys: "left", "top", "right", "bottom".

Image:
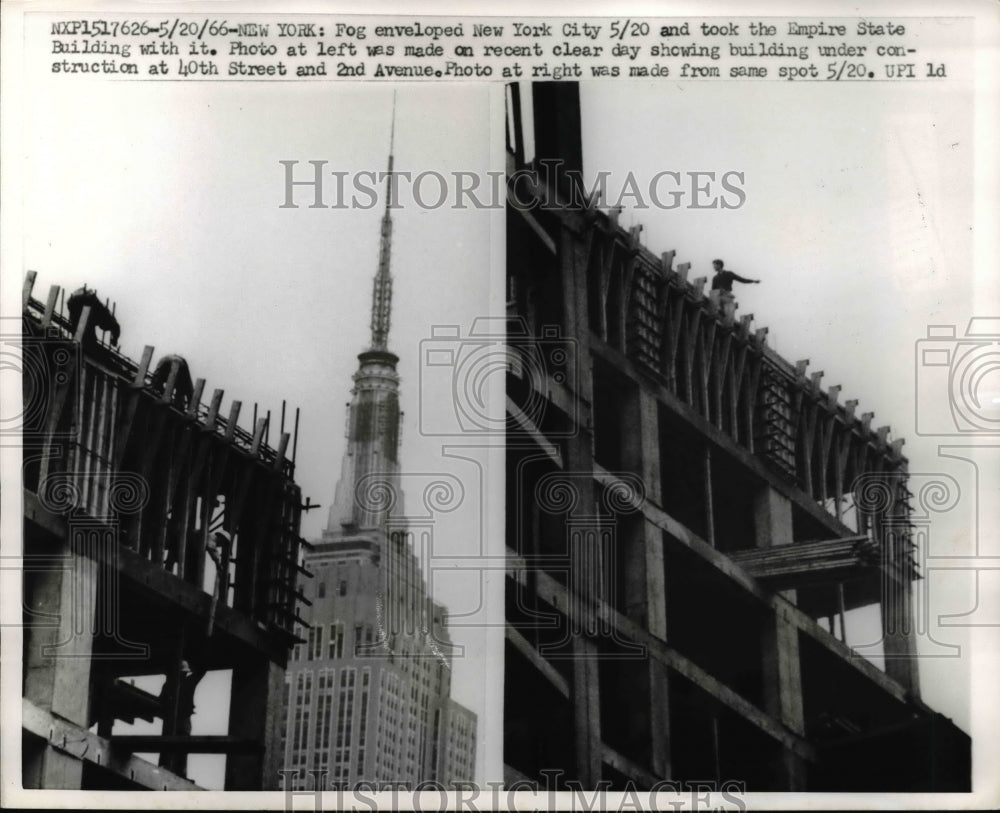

{"left": 369, "top": 91, "right": 397, "bottom": 352}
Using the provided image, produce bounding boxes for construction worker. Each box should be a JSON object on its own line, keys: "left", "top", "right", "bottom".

{"left": 160, "top": 659, "right": 205, "bottom": 736}
{"left": 67, "top": 286, "right": 120, "bottom": 347}
{"left": 150, "top": 354, "right": 194, "bottom": 410}
{"left": 710, "top": 259, "right": 760, "bottom": 293}
{"left": 158, "top": 650, "right": 207, "bottom": 776}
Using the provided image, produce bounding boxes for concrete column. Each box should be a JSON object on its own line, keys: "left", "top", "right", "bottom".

{"left": 753, "top": 487, "right": 794, "bottom": 551}
{"left": 613, "top": 389, "right": 672, "bottom": 778}
{"left": 621, "top": 389, "right": 663, "bottom": 625}
{"left": 642, "top": 391, "right": 671, "bottom": 777}
{"left": 225, "top": 657, "right": 286, "bottom": 790}
{"left": 558, "top": 212, "right": 604, "bottom": 787}
{"left": 23, "top": 528, "right": 101, "bottom": 789}
{"left": 158, "top": 630, "right": 188, "bottom": 776}
{"left": 754, "top": 486, "right": 807, "bottom": 790}
{"left": 880, "top": 528, "right": 921, "bottom": 698}
{"left": 872, "top": 471, "right": 921, "bottom": 697}
{"left": 557, "top": 218, "right": 602, "bottom": 783}
{"left": 562, "top": 223, "right": 592, "bottom": 403}
{"left": 760, "top": 605, "right": 807, "bottom": 789}
{"left": 571, "top": 635, "right": 602, "bottom": 786}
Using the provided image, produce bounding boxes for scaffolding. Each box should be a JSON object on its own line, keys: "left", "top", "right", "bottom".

{"left": 20, "top": 272, "right": 310, "bottom": 790}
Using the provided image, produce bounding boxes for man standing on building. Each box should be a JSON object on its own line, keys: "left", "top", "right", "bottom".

{"left": 67, "top": 285, "right": 120, "bottom": 347}
{"left": 710, "top": 259, "right": 760, "bottom": 293}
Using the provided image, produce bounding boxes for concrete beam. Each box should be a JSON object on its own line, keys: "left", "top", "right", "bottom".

{"left": 602, "top": 743, "right": 662, "bottom": 787}
{"left": 506, "top": 396, "right": 564, "bottom": 468}
{"left": 112, "top": 735, "right": 262, "bottom": 754}
{"left": 23, "top": 699, "right": 201, "bottom": 790}
{"left": 588, "top": 468, "right": 916, "bottom": 706}
{"left": 514, "top": 562, "right": 818, "bottom": 763}
{"left": 505, "top": 624, "right": 569, "bottom": 698}
{"left": 513, "top": 205, "right": 558, "bottom": 255}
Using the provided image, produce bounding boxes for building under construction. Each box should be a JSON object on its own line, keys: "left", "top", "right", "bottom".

{"left": 503, "top": 83, "right": 970, "bottom": 791}
{"left": 20, "top": 272, "right": 310, "bottom": 790}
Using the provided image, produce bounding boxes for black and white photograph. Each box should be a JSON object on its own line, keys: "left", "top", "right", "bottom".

{"left": 6, "top": 38, "right": 500, "bottom": 796}
{"left": 2, "top": 1, "right": 998, "bottom": 810}
{"left": 503, "top": 75, "right": 978, "bottom": 793}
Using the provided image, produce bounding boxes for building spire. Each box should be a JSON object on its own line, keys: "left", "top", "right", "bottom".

{"left": 369, "top": 92, "right": 396, "bottom": 352}
{"left": 328, "top": 92, "right": 403, "bottom": 532}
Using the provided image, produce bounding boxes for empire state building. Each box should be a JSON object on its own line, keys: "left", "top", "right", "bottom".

{"left": 279, "top": 118, "right": 477, "bottom": 790}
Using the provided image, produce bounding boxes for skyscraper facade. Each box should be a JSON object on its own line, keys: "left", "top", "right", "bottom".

{"left": 280, "top": 131, "right": 477, "bottom": 790}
